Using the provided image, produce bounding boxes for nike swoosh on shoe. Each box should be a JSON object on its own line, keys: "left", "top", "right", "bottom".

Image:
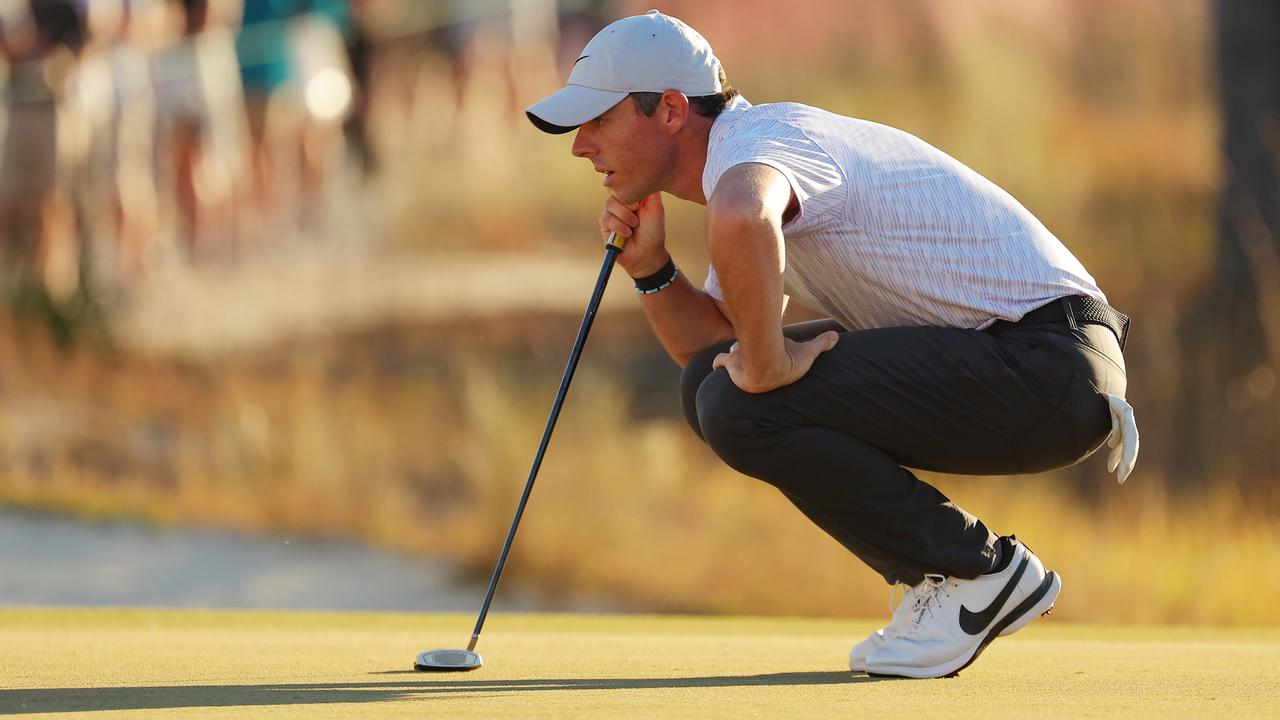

{"left": 958, "top": 555, "right": 1029, "bottom": 636}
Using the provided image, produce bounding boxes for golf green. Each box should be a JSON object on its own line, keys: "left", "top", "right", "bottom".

{"left": 2, "top": 609, "right": 1276, "bottom": 718}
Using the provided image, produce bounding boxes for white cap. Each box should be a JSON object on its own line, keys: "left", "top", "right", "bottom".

{"left": 526, "top": 10, "right": 722, "bottom": 134}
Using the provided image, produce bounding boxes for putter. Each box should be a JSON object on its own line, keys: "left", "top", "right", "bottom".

{"left": 415, "top": 231, "right": 627, "bottom": 672}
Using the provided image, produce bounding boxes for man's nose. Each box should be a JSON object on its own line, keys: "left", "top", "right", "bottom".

{"left": 572, "top": 129, "right": 594, "bottom": 158}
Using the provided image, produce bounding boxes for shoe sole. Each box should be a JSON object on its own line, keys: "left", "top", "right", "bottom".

{"left": 866, "top": 570, "right": 1061, "bottom": 679}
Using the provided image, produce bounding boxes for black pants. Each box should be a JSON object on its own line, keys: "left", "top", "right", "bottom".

{"left": 679, "top": 300, "right": 1127, "bottom": 586}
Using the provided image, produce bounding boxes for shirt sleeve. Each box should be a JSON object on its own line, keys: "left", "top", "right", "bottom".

{"left": 702, "top": 117, "right": 847, "bottom": 238}
{"left": 701, "top": 116, "right": 846, "bottom": 301}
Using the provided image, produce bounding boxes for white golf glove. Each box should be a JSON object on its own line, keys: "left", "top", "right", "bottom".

{"left": 1103, "top": 393, "right": 1138, "bottom": 484}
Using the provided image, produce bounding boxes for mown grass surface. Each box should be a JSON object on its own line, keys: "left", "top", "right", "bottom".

{"left": 2, "top": 609, "right": 1277, "bottom": 719}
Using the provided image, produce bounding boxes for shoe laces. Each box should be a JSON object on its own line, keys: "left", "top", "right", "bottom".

{"left": 883, "top": 574, "right": 951, "bottom": 637}
{"left": 908, "top": 574, "right": 951, "bottom": 628}
{"left": 882, "top": 582, "right": 913, "bottom": 637}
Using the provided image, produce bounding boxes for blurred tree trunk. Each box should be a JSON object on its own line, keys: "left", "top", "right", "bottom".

{"left": 1180, "top": 1, "right": 1280, "bottom": 492}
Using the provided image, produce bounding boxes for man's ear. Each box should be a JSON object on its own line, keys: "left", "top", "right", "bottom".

{"left": 659, "top": 89, "right": 691, "bottom": 133}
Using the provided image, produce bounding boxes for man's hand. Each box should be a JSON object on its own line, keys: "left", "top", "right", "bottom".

{"left": 712, "top": 331, "right": 840, "bottom": 393}
{"left": 599, "top": 192, "right": 670, "bottom": 278}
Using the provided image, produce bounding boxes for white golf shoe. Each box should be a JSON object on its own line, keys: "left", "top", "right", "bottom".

{"left": 848, "top": 628, "right": 887, "bottom": 673}
{"left": 849, "top": 541, "right": 1035, "bottom": 672}
{"left": 849, "top": 582, "right": 922, "bottom": 672}
{"left": 863, "top": 537, "right": 1060, "bottom": 678}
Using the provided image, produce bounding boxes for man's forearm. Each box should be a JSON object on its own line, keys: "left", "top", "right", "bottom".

{"left": 637, "top": 272, "right": 735, "bottom": 367}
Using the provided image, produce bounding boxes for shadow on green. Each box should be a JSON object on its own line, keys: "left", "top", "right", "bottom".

{"left": 1, "top": 672, "right": 896, "bottom": 713}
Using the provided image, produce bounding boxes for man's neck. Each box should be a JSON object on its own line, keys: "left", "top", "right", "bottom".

{"left": 664, "top": 115, "right": 714, "bottom": 205}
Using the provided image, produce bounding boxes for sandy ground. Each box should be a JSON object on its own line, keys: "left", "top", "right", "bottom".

{"left": 2, "top": 609, "right": 1277, "bottom": 719}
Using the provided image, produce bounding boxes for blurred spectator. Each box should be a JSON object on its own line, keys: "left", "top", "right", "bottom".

{"left": 238, "top": 0, "right": 353, "bottom": 242}
{"left": 150, "top": 0, "right": 248, "bottom": 263}
{"left": 0, "top": 0, "right": 575, "bottom": 303}
{"left": 343, "top": 0, "right": 373, "bottom": 174}
{"left": 72, "top": 0, "right": 161, "bottom": 291}
{"left": 434, "top": 0, "right": 557, "bottom": 135}
{"left": 237, "top": 0, "right": 296, "bottom": 240}
{"left": 0, "top": 0, "right": 87, "bottom": 303}
{"left": 554, "top": 0, "right": 610, "bottom": 73}
{"left": 293, "top": 0, "right": 355, "bottom": 229}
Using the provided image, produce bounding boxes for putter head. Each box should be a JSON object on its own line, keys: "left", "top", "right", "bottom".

{"left": 415, "top": 649, "right": 483, "bottom": 672}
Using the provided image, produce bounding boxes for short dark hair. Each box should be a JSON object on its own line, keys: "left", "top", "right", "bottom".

{"left": 629, "top": 73, "right": 739, "bottom": 120}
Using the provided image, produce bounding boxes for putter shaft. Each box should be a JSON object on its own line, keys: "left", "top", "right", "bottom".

{"left": 465, "top": 232, "right": 626, "bottom": 649}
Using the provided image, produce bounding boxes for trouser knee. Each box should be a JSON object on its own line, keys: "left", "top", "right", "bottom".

{"left": 679, "top": 319, "right": 842, "bottom": 443}
{"left": 679, "top": 341, "right": 731, "bottom": 441}
{"left": 693, "top": 369, "right": 782, "bottom": 480}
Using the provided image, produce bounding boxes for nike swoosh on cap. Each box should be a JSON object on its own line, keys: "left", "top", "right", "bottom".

{"left": 958, "top": 555, "right": 1029, "bottom": 635}
{"left": 573, "top": 55, "right": 589, "bottom": 66}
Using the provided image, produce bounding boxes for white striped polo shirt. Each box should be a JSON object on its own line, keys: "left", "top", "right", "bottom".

{"left": 701, "top": 96, "right": 1107, "bottom": 331}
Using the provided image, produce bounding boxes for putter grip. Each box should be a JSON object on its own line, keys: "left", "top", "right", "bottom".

{"left": 606, "top": 231, "right": 625, "bottom": 251}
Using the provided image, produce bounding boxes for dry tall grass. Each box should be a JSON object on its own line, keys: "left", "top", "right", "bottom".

{"left": 2, "top": 313, "right": 1276, "bottom": 625}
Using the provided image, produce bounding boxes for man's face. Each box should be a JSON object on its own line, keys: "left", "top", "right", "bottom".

{"left": 571, "top": 97, "right": 674, "bottom": 205}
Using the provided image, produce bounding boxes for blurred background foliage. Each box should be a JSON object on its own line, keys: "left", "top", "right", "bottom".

{"left": 1, "top": 0, "right": 1277, "bottom": 624}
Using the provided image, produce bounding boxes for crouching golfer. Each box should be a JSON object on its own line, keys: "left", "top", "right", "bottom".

{"left": 526, "top": 11, "right": 1138, "bottom": 678}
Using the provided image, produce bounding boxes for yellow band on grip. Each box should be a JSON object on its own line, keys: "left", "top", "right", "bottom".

{"left": 606, "top": 231, "right": 626, "bottom": 251}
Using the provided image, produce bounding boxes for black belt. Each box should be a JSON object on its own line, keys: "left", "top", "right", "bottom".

{"left": 989, "top": 296, "right": 1130, "bottom": 350}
